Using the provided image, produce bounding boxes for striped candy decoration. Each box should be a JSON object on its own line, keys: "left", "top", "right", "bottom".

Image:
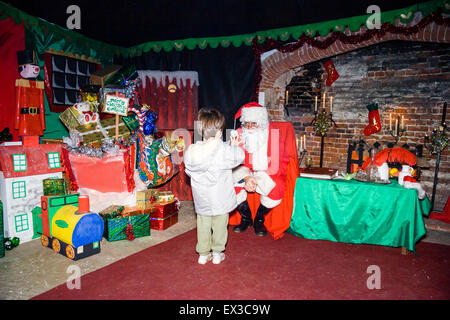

{"left": 129, "top": 105, "right": 149, "bottom": 131}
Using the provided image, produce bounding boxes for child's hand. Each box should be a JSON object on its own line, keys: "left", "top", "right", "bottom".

{"left": 230, "top": 130, "right": 241, "bottom": 146}
{"left": 230, "top": 135, "right": 241, "bottom": 146}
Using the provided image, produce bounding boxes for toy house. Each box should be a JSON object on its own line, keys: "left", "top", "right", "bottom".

{"left": 0, "top": 141, "right": 65, "bottom": 243}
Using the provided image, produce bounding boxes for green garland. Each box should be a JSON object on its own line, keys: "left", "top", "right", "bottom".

{"left": 1, "top": 0, "right": 448, "bottom": 57}
{"left": 129, "top": 0, "right": 449, "bottom": 55}
{"left": 0, "top": 1, "right": 127, "bottom": 63}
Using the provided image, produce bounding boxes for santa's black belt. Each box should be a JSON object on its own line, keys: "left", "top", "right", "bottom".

{"left": 20, "top": 107, "right": 40, "bottom": 114}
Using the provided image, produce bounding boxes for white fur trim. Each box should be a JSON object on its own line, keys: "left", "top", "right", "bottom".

{"left": 260, "top": 195, "right": 281, "bottom": 209}
{"left": 404, "top": 181, "right": 426, "bottom": 200}
{"left": 232, "top": 166, "right": 252, "bottom": 184}
{"left": 236, "top": 189, "right": 247, "bottom": 205}
{"left": 241, "top": 106, "right": 268, "bottom": 125}
{"left": 254, "top": 171, "right": 275, "bottom": 196}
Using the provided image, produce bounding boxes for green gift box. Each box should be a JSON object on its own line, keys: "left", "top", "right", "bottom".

{"left": 122, "top": 112, "right": 140, "bottom": 132}
{"left": 43, "top": 178, "right": 68, "bottom": 196}
{"left": 102, "top": 213, "right": 150, "bottom": 242}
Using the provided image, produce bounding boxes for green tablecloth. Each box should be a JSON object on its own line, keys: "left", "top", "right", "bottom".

{"left": 288, "top": 178, "right": 431, "bottom": 252}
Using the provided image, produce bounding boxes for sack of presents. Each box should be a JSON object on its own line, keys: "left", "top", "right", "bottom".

{"left": 136, "top": 189, "right": 179, "bottom": 231}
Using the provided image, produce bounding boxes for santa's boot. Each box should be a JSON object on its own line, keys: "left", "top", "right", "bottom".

{"left": 233, "top": 201, "right": 252, "bottom": 233}
{"left": 254, "top": 205, "right": 271, "bottom": 236}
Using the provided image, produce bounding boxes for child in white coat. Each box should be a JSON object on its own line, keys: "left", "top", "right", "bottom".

{"left": 184, "top": 108, "right": 244, "bottom": 264}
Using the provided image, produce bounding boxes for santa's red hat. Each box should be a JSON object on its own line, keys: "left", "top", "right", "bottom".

{"left": 234, "top": 102, "right": 269, "bottom": 128}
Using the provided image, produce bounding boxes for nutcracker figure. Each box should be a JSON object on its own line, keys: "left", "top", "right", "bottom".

{"left": 15, "top": 50, "right": 45, "bottom": 146}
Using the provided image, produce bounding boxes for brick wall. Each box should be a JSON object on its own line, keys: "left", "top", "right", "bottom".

{"left": 272, "top": 40, "right": 450, "bottom": 211}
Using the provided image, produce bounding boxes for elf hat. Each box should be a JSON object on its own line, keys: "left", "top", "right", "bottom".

{"left": 234, "top": 102, "right": 269, "bottom": 128}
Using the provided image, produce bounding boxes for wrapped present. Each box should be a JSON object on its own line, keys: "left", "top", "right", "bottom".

{"left": 122, "top": 206, "right": 157, "bottom": 217}
{"left": 99, "top": 205, "right": 125, "bottom": 219}
{"left": 157, "top": 191, "right": 174, "bottom": 204}
{"left": 42, "top": 178, "right": 69, "bottom": 196}
{"left": 90, "top": 64, "right": 122, "bottom": 87}
{"left": 136, "top": 189, "right": 159, "bottom": 209}
{"left": 151, "top": 200, "right": 178, "bottom": 219}
{"left": 59, "top": 102, "right": 99, "bottom": 130}
{"left": 102, "top": 211, "right": 150, "bottom": 242}
{"left": 59, "top": 106, "right": 82, "bottom": 130}
{"left": 122, "top": 112, "right": 141, "bottom": 132}
{"left": 150, "top": 212, "right": 178, "bottom": 230}
{"left": 75, "top": 116, "right": 131, "bottom": 147}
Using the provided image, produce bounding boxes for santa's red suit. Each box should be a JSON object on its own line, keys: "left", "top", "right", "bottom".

{"left": 233, "top": 123, "right": 290, "bottom": 208}
{"left": 231, "top": 102, "right": 291, "bottom": 237}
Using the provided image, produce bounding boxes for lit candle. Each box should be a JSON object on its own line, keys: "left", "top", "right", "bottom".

{"left": 330, "top": 96, "right": 333, "bottom": 113}
{"left": 303, "top": 135, "right": 307, "bottom": 151}
{"left": 296, "top": 138, "right": 299, "bottom": 150}
{"left": 323, "top": 93, "right": 326, "bottom": 109}
{"left": 395, "top": 119, "right": 398, "bottom": 136}
{"left": 315, "top": 96, "right": 318, "bottom": 112}
{"left": 285, "top": 90, "right": 289, "bottom": 104}
{"left": 389, "top": 113, "right": 392, "bottom": 130}
{"left": 401, "top": 115, "right": 404, "bottom": 130}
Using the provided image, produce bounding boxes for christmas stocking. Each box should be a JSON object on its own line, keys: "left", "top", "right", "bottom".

{"left": 363, "top": 103, "right": 381, "bottom": 136}
{"left": 323, "top": 60, "right": 339, "bottom": 86}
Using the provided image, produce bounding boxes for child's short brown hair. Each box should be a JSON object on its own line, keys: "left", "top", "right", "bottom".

{"left": 197, "top": 108, "right": 225, "bottom": 139}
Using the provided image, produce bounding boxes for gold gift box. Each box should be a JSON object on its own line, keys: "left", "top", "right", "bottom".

{"left": 59, "top": 107, "right": 83, "bottom": 130}
{"left": 59, "top": 104, "right": 98, "bottom": 130}
{"left": 136, "top": 189, "right": 159, "bottom": 209}
{"left": 157, "top": 191, "right": 175, "bottom": 204}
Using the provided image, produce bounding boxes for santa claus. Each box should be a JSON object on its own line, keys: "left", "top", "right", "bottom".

{"left": 232, "top": 102, "right": 290, "bottom": 236}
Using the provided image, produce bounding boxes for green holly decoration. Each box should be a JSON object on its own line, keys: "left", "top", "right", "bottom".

{"left": 314, "top": 110, "right": 331, "bottom": 136}
{"left": 426, "top": 127, "right": 448, "bottom": 155}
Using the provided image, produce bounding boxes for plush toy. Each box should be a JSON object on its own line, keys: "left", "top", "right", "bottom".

{"left": 73, "top": 101, "right": 99, "bottom": 125}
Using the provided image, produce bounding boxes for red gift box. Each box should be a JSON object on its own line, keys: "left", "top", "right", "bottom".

{"left": 153, "top": 201, "right": 178, "bottom": 219}
{"left": 149, "top": 212, "right": 178, "bottom": 230}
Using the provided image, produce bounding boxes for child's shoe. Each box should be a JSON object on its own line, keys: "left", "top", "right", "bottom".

{"left": 212, "top": 251, "right": 225, "bottom": 264}
{"left": 198, "top": 252, "right": 212, "bottom": 265}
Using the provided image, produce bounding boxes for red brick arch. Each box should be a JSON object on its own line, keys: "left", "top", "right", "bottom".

{"left": 259, "top": 20, "right": 450, "bottom": 94}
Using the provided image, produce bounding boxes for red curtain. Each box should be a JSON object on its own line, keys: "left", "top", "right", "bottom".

{"left": 0, "top": 17, "right": 25, "bottom": 141}
{"left": 137, "top": 73, "right": 198, "bottom": 130}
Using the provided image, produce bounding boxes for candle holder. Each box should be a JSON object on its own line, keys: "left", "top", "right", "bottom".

{"left": 424, "top": 102, "right": 448, "bottom": 211}
{"left": 298, "top": 149, "right": 308, "bottom": 168}
{"left": 388, "top": 115, "right": 406, "bottom": 144}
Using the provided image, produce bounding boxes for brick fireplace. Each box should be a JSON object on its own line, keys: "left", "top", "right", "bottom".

{"left": 258, "top": 19, "right": 450, "bottom": 210}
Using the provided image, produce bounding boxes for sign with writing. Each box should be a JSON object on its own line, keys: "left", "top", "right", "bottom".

{"left": 103, "top": 94, "right": 129, "bottom": 116}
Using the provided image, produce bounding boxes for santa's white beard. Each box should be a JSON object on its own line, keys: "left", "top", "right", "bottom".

{"left": 241, "top": 127, "right": 269, "bottom": 171}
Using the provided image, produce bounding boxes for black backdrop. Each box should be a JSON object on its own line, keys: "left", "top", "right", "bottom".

{"left": 115, "top": 45, "right": 256, "bottom": 130}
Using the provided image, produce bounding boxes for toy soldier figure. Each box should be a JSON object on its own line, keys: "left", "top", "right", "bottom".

{"left": 15, "top": 49, "right": 45, "bottom": 146}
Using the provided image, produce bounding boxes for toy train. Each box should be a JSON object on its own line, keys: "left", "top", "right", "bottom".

{"left": 35, "top": 193, "right": 104, "bottom": 260}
